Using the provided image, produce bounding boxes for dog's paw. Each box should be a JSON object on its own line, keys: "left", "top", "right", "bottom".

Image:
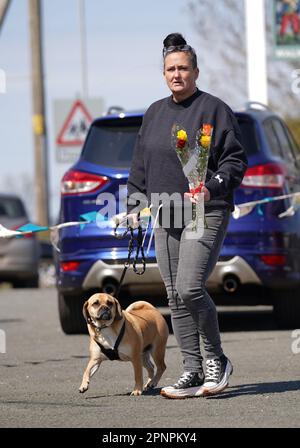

{"left": 79, "top": 383, "right": 89, "bottom": 393}
{"left": 143, "top": 382, "right": 155, "bottom": 391}
{"left": 130, "top": 389, "right": 142, "bottom": 396}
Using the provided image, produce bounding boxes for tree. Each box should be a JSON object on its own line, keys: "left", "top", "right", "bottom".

{"left": 188, "top": 0, "right": 300, "bottom": 120}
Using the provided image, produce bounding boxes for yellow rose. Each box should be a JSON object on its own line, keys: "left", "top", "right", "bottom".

{"left": 140, "top": 207, "right": 151, "bottom": 217}
{"left": 177, "top": 130, "right": 188, "bottom": 141}
{"left": 200, "top": 135, "right": 211, "bottom": 149}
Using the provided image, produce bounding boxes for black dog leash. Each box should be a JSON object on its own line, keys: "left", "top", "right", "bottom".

{"left": 114, "top": 219, "right": 146, "bottom": 298}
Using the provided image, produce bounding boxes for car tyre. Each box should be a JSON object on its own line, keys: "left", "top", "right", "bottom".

{"left": 13, "top": 275, "right": 39, "bottom": 288}
{"left": 58, "top": 292, "right": 88, "bottom": 334}
{"left": 273, "top": 290, "right": 300, "bottom": 329}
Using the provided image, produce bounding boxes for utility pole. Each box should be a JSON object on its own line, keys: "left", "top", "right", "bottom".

{"left": 245, "top": 0, "right": 268, "bottom": 105}
{"left": 0, "top": 0, "right": 11, "bottom": 33}
{"left": 79, "top": 0, "right": 88, "bottom": 98}
{"left": 28, "top": 0, "right": 49, "bottom": 226}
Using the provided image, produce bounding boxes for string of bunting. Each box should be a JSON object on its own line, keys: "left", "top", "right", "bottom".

{"left": 1, "top": 192, "right": 300, "bottom": 250}
{"left": 232, "top": 191, "right": 300, "bottom": 219}
{"left": 0, "top": 211, "right": 102, "bottom": 252}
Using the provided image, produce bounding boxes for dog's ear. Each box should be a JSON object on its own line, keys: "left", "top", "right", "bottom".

{"left": 82, "top": 300, "right": 92, "bottom": 324}
{"left": 114, "top": 298, "right": 123, "bottom": 321}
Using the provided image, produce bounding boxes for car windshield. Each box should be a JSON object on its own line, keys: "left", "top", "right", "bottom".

{"left": 81, "top": 114, "right": 259, "bottom": 169}
{"left": 81, "top": 116, "right": 142, "bottom": 169}
{"left": 0, "top": 197, "right": 26, "bottom": 218}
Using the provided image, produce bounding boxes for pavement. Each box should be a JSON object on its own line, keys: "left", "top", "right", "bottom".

{"left": 0, "top": 288, "right": 299, "bottom": 429}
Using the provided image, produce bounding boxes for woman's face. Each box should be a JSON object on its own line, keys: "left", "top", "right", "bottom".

{"left": 164, "top": 51, "right": 199, "bottom": 102}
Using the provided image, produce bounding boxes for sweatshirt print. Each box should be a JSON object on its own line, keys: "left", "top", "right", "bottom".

{"left": 127, "top": 89, "right": 248, "bottom": 213}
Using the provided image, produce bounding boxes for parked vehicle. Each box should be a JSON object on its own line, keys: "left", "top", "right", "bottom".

{"left": 0, "top": 193, "right": 40, "bottom": 287}
{"left": 56, "top": 103, "right": 300, "bottom": 333}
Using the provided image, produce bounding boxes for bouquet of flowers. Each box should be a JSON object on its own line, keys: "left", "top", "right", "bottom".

{"left": 172, "top": 123, "right": 213, "bottom": 234}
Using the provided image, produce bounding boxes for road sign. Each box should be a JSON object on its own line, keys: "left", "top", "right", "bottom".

{"left": 56, "top": 100, "right": 93, "bottom": 146}
{"left": 54, "top": 97, "right": 105, "bottom": 163}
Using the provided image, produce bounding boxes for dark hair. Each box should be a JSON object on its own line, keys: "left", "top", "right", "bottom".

{"left": 163, "top": 33, "right": 197, "bottom": 69}
{"left": 163, "top": 33, "right": 187, "bottom": 48}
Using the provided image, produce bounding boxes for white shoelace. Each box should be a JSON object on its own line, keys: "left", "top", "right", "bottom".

{"left": 174, "top": 372, "right": 194, "bottom": 387}
{"left": 205, "top": 359, "right": 221, "bottom": 382}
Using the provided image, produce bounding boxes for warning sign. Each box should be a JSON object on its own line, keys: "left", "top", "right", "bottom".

{"left": 53, "top": 97, "right": 105, "bottom": 163}
{"left": 56, "top": 100, "right": 92, "bottom": 146}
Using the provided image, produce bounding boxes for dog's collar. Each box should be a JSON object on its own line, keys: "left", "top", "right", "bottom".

{"left": 93, "top": 319, "right": 126, "bottom": 361}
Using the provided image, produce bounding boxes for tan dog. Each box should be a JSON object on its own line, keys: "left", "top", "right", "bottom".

{"left": 79, "top": 293, "right": 169, "bottom": 396}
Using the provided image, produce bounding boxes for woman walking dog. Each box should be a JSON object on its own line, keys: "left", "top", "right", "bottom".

{"left": 127, "top": 33, "right": 247, "bottom": 398}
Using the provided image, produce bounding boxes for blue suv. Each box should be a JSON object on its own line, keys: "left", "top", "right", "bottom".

{"left": 56, "top": 103, "right": 300, "bottom": 333}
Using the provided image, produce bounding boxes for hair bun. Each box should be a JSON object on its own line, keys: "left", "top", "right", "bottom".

{"left": 163, "top": 33, "right": 187, "bottom": 49}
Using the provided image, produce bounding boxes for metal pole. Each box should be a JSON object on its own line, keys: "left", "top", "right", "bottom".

{"left": 79, "top": 0, "right": 88, "bottom": 98}
{"left": 245, "top": 0, "right": 268, "bottom": 105}
{"left": 28, "top": 0, "right": 49, "bottom": 226}
{"left": 0, "top": 0, "right": 11, "bottom": 33}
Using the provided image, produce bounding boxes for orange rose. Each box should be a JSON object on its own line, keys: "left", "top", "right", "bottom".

{"left": 202, "top": 124, "right": 213, "bottom": 136}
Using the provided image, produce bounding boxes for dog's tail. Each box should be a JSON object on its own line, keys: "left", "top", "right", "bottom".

{"left": 126, "top": 301, "right": 156, "bottom": 313}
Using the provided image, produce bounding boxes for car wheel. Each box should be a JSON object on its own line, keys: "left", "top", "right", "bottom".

{"left": 58, "top": 292, "right": 88, "bottom": 334}
{"left": 273, "top": 290, "right": 300, "bottom": 329}
{"left": 12, "top": 276, "right": 39, "bottom": 288}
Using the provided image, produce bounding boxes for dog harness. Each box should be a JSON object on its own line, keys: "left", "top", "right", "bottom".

{"left": 94, "top": 321, "right": 126, "bottom": 361}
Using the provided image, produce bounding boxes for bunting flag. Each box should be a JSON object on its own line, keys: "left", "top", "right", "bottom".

{"left": 0, "top": 211, "right": 101, "bottom": 240}
{"left": 232, "top": 192, "right": 300, "bottom": 219}
{"left": 17, "top": 223, "right": 49, "bottom": 233}
{"left": 1, "top": 192, "right": 300, "bottom": 245}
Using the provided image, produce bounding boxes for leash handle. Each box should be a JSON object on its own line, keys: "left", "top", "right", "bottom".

{"left": 114, "top": 219, "right": 130, "bottom": 239}
{"left": 113, "top": 213, "right": 141, "bottom": 239}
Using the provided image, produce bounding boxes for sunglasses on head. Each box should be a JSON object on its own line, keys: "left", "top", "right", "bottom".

{"left": 163, "top": 44, "right": 194, "bottom": 57}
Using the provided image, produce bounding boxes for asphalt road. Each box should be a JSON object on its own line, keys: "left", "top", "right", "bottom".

{"left": 0, "top": 288, "right": 299, "bottom": 429}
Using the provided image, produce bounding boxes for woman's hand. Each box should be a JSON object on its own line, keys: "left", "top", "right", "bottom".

{"left": 126, "top": 213, "right": 140, "bottom": 229}
{"left": 184, "top": 186, "right": 211, "bottom": 204}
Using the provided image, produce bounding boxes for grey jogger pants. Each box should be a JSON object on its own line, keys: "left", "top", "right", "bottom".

{"left": 154, "top": 207, "right": 231, "bottom": 373}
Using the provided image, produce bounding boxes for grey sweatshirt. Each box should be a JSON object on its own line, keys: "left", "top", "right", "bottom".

{"left": 127, "top": 89, "right": 248, "bottom": 213}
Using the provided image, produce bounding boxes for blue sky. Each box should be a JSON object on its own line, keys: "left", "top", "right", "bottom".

{"left": 0, "top": 0, "right": 199, "bottom": 221}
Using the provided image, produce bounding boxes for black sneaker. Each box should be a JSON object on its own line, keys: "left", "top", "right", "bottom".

{"left": 197, "top": 354, "right": 233, "bottom": 396}
{"left": 160, "top": 371, "right": 204, "bottom": 399}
